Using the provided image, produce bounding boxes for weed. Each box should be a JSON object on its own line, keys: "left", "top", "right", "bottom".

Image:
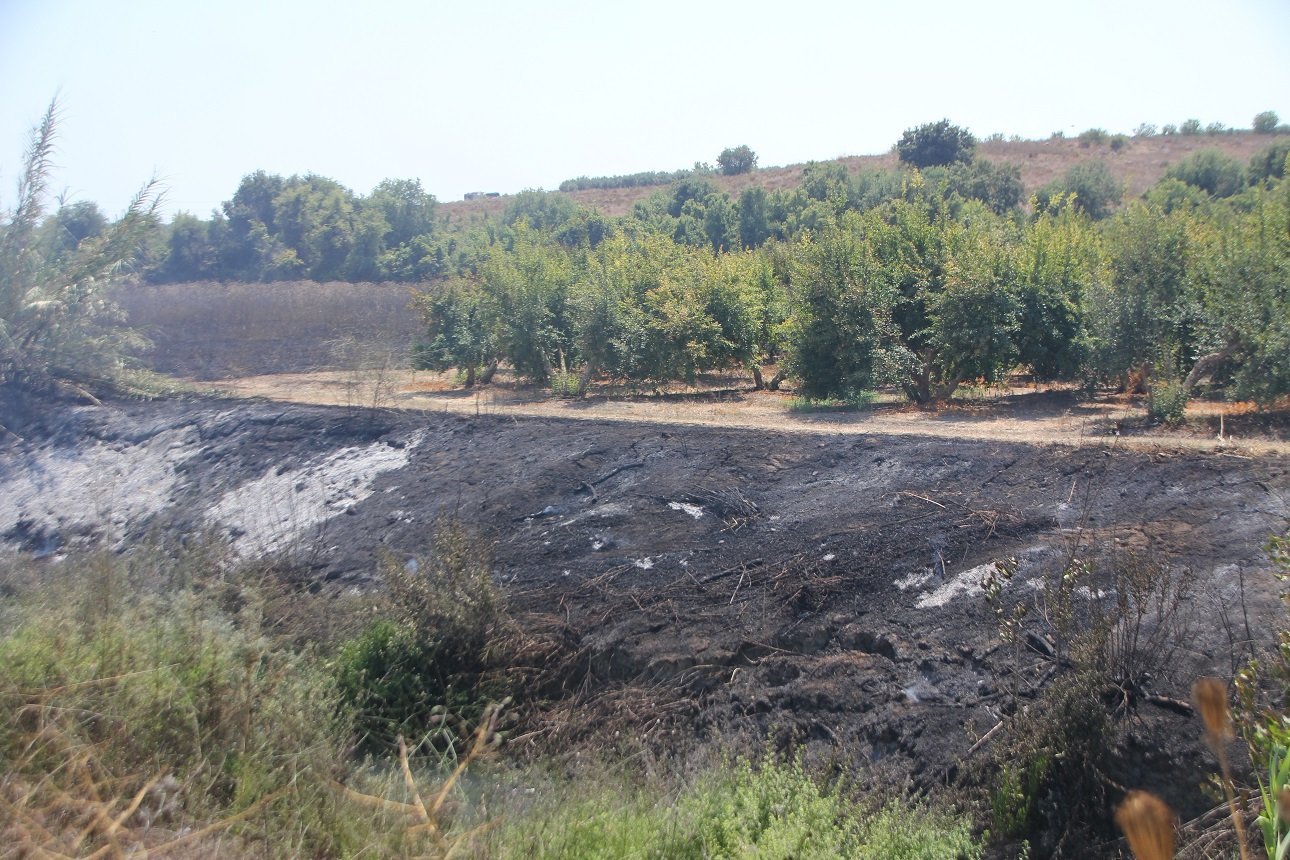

{"left": 0, "top": 546, "right": 354, "bottom": 858}
{"left": 1148, "top": 379, "right": 1189, "bottom": 425}
{"left": 788, "top": 390, "right": 875, "bottom": 412}
{"left": 336, "top": 519, "right": 516, "bottom": 752}
{"left": 549, "top": 370, "right": 587, "bottom": 398}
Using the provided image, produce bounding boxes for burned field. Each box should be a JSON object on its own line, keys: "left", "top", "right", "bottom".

{"left": 2, "top": 393, "right": 1285, "bottom": 841}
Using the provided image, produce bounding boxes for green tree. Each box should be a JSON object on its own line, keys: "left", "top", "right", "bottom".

{"left": 1187, "top": 185, "right": 1290, "bottom": 404}
{"left": 1085, "top": 203, "right": 1198, "bottom": 389}
{"left": 412, "top": 277, "right": 499, "bottom": 386}
{"left": 219, "top": 170, "right": 285, "bottom": 279}
{"left": 367, "top": 178, "right": 438, "bottom": 247}
{"left": 783, "top": 213, "right": 898, "bottom": 398}
{"left": 1180, "top": 118, "right": 1202, "bottom": 135}
{"left": 40, "top": 201, "right": 108, "bottom": 257}
{"left": 717, "top": 145, "right": 758, "bottom": 176}
{"left": 896, "top": 119, "right": 977, "bottom": 169}
{"left": 159, "top": 212, "right": 219, "bottom": 282}
{"left": 738, "top": 186, "right": 772, "bottom": 249}
{"left": 1014, "top": 208, "right": 1097, "bottom": 381}
{"left": 1253, "top": 111, "right": 1280, "bottom": 133}
{"left": 479, "top": 225, "right": 574, "bottom": 382}
{"left": 272, "top": 174, "right": 363, "bottom": 281}
{"left": 0, "top": 101, "right": 160, "bottom": 391}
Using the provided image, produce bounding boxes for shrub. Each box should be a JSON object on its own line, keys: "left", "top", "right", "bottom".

{"left": 1180, "top": 119, "right": 1203, "bottom": 135}
{"left": 550, "top": 369, "right": 588, "bottom": 397}
{"left": 788, "top": 390, "right": 876, "bottom": 412}
{"left": 335, "top": 519, "right": 514, "bottom": 751}
{"left": 1147, "top": 378, "right": 1189, "bottom": 424}
{"left": 479, "top": 755, "right": 982, "bottom": 859}
{"left": 1109, "top": 133, "right": 1130, "bottom": 151}
{"left": 1078, "top": 127, "right": 1108, "bottom": 147}
{"left": 0, "top": 546, "right": 355, "bottom": 858}
{"left": 1249, "top": 139, "right": 1290, "bottom": 184}
{"left": 981, "top": 549, "right": 1197, "bottom": 849}
{"left": 1035, "top": 160, "right": 1125, "bottom": 219}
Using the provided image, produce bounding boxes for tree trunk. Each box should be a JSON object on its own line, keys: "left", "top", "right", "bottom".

{"left": 464, "top": 365, "right": 476, "bottom": 387}
{"left": 480, "top": 361, "right": 498, "bottom": 384}
{"left": 1183, "top": 348, "right": 1231, "bottom": 395}
{"left": 752, "top": 366, "right": 765, "bottom": 390}
{"left": 578, "top": 362, "right": 596, "bottom": 396}
{"left": 767, "top": 371, "right": 785, "bottom": 391}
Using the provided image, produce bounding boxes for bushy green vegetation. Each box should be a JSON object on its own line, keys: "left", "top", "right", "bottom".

{"left": 717, "top": 145, "right": 758, "bottom": 176}
{"left": 558, "top": 166, "right": 710, "bottom": 192}
{"left": 20, "top": 103, "right": 1290, "bottom": 412}
{"left": 480, "top": 756, "right": 980, "bottom": 860}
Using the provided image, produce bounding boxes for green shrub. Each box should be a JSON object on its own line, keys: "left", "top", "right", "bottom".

{"left": 550, "top": 369, "right": 587, "bottom": 397}
{"left": 1077, "top": 128, "right": 1108, "bottom": 147}
{"left": 1147, "top": 379, "right": 1188, "bottom": 425}
{"left": 335, "top": 520, "right": 514, "bottom": 751}
{"left": 788, "top": 390, "right": 876, "bottom": 412}
{"left": 333, "top": 618, "right": 450, "bottom": 750}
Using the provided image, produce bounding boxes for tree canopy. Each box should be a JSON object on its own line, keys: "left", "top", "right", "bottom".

{"left": 896, "top": 120, "right": 977, "bottom": 169}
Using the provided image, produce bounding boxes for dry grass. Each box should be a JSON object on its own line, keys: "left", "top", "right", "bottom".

{"left": 115, "top": 280, "right": 420, "bottom": 380}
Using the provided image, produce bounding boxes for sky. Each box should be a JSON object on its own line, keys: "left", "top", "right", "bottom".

{"left": 2, "top": 0, "right": 1288, "bottom": 219}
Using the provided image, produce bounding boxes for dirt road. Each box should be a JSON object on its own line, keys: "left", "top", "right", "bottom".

{"left": 201, "top": 369, "right": 1290, "bottom": 455}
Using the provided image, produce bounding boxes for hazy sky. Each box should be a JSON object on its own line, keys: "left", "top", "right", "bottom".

{"left": 2, "top": 0, "right": 1288, "bottom": 219}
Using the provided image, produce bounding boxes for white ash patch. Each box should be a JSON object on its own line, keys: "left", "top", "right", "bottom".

{"left": 668, "top": 501, "right": 705, "bottom": 519}
{"left": 915, "top": 562, "right": 1002, "bottom": 609}
{"left": 894, "top": 569, "right": 935, "bottom": 592}
{"left": 0, "top": 425, "right": 199, "bottom": 548}
{"left": 206, "top": 430, "right": 424, "bottom": 558}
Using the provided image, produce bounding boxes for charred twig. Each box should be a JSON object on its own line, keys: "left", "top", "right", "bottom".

{"left": 699, "top": 558, "right": 764, "bottom": 585}
{"left": 587, "top": 461, "right": 644, "bottom": 486}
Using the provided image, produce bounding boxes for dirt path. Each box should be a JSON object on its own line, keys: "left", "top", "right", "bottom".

{"left": 198, "top": 369, "right": 1290, "bottom": 455}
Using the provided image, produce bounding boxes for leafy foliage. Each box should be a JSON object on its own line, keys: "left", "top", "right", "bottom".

{"left": 335, "top": 520, "right": 513, "bottom": 751}
{"left": 896, "top": 119, "right": 977, "bottom": 169}
{"left": 1253, "top": 110, "right": 1280, "bottom": 133}
{"left": 0, "top": 100, "right": 160, "bottom": 390}
{"left": 717, "top": 145, "right": 758, "bottom": 176}
{"left": 1165, "top": 149, "right": 1248, "bottom": 198}
{"left": 1035, "top": 161, "right": 1125, "bottom": 219}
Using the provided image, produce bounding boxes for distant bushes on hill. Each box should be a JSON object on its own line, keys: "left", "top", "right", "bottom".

{"left": 558, "top": 166, "right": 713, "bottom": 192}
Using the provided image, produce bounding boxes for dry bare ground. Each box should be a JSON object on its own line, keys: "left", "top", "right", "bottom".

{"left": 198, "top": 368, "right": 1290, "bottom": 456}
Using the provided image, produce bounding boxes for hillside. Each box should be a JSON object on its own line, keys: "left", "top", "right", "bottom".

{"left": 440, "top": 131, "right": 1286, "bottom": 220}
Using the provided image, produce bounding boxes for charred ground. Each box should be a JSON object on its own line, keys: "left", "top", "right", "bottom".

{"left": 2, "top": 390, "right": 1286, "bottom": 853}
